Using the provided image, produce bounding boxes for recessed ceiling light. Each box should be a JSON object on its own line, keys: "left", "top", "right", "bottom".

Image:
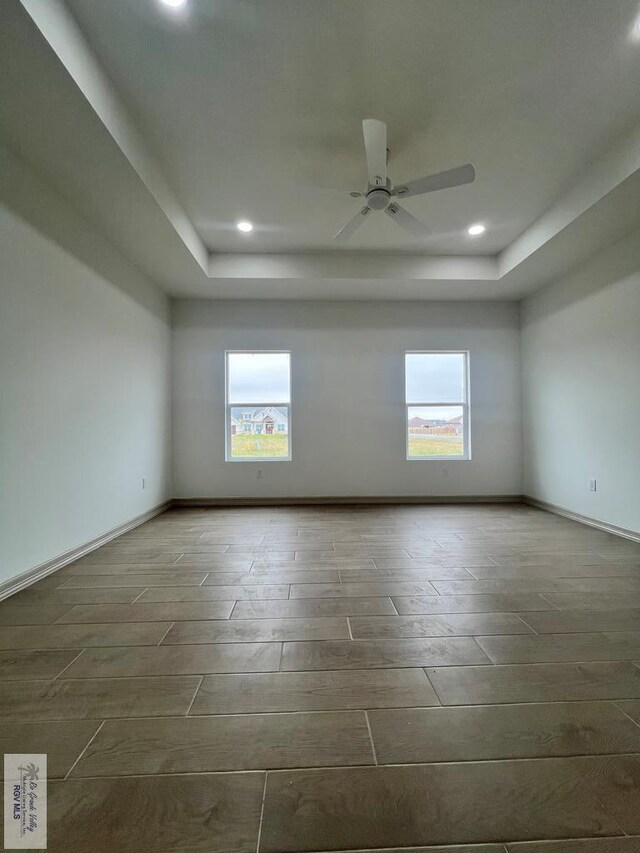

{"left": 236, "top": 221, "right": 253, "bottom": 233}
{"left": 467, "top": 223, "right": 486, "bottom": 236}
{"left": 159, "top": 0, "right": 187, "bottom": 8}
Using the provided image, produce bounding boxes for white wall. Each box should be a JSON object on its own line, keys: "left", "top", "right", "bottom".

{"left": 172, "top": 300, "right": 522, "bottom": 499}
{"left": 521, "top": 229, "right": 640, "bottom": 534}
{"left": 0, "top": 204, "right": 172, "bottom": 585}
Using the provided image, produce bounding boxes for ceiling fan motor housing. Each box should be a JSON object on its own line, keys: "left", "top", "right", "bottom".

{"left": 366, "top": 187, "right": 391, "bottom": 210}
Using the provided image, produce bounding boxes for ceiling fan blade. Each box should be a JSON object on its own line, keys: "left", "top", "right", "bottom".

{"left": 333, "top": 206, "right": 372, "bottom": 241}
{"left": 362, "top": 119, "right": 387, "bottom": 185}
{"left": 392, "top": 163, "right": 476, "bottom": 198}
{"left": 384, "top": 203, "right": 429, "bottom": 240}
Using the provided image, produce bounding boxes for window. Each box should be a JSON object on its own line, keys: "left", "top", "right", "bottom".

{"left": 405, "top": 351, "right": 469, "bottom": 460}
{"left": 226, "top": 352, "right": 291, "bottom": 460}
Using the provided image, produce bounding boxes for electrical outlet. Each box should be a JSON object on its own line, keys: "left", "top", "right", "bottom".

{"left": 256, "top": 469, "right": 263, "bottom": 479}
{"left": 589, "top": 479, "right": 597, "bottom": 492}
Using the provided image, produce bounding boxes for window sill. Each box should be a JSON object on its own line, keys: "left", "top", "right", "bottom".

{"left": 225, "top": 457, "right": 292, "bottom": 463}
{"left": 406, "top": 456, "right": 471, "bottom": 462}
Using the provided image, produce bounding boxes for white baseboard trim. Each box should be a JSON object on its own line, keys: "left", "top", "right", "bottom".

{"left": 173, "top": 495, "right": 524, "bottom": 507}
{"left": 523, "top": 495, "right": 640, "bottom": 544}
{"left": 0, "top": 501, "right": 172, "bottom": 602}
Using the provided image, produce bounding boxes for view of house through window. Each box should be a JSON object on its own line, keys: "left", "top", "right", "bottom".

{"left": 405, "top": 352, "right": 469, "bottom": 459}
{"left": 226, "top": 352, "right": 291, "bottom": 460}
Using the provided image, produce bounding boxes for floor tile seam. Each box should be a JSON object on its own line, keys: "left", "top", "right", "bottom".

{"left": 255, "top": 770, "right": 270, "bottom": 853}
{"left": 613, "top": 702, "right": 640, "bottom": 731}
{"left": 363, "top": 710, "right": 378, "bottom": 766}
{"left": 184, "top": 675, "right": 204, "bottom": 716}
{"left": 63, "top": 719, "right": 106, "bottom": 779}
{"left": 41, "top": 750, "right": 640, "bottom": 784}
{"left": 52, "top": 649, "right": 86, "bottom": 680}
{"left": 157, "top": 622, "right": 176, "bottom": 646}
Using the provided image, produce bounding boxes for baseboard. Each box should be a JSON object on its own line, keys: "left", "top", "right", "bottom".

{"left": 523, "top": 495, "right": 640, "bottom": 544}
{"left": 0, "top": 501, "right": 172, "bottom": 602}
{"left": 173, "top": 494, "right": 524, "bottom": 507}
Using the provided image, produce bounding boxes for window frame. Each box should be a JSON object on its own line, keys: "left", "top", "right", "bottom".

{"left": 225, "top": 350, "right": 292, "bottom": 462}
{"left": 404, "top": 350, "right": 471, "bottom": 462}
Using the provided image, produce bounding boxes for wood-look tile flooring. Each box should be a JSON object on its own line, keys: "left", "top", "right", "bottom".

{"left": 2, "top": 504, "right": 640, "bottom": 853}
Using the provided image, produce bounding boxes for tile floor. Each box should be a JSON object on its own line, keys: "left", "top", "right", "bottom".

{"left": 1, "top": 503, "right": 640, "bottom": 852}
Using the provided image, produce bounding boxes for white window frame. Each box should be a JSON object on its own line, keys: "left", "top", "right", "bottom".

{"left": 405, "top": 350, "right": 470, "bottom": 461}
{"left": 225, "top": 350, "right": 292, "bottom": 462}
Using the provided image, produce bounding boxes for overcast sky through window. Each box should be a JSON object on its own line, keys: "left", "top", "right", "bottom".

{"left": 228, "top": 352, "right": 291, "bottom": 404}
{"left": 405, "top": 353, "right": 465, "bottom": 403}
{"left": 228, "top": 352, "right": 464, "bottom": 407}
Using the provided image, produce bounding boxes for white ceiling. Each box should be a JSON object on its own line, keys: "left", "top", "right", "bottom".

{"left": 64, "top": 0, "right": 640, "bottom": 254}
{"left": 1, "top": 0, "right": 640, "bottom": 299}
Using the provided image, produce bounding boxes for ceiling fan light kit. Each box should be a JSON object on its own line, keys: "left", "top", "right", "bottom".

{"left": 366, "top": 187, "right": 391, "bottom": 210}
{"left": 334, "top": 119, "right": 476, "bottom": 241}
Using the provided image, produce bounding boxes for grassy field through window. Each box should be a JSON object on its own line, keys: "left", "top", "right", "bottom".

{"left": 230, "top": 433, "right": 289, "bottom": 458}
{"left": 407, "top": 435, "right": 464, "bottom": 457}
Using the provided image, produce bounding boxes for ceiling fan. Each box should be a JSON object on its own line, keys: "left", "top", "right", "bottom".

{"left": 334, "top": 119, "right": 476, "bottom": 241}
